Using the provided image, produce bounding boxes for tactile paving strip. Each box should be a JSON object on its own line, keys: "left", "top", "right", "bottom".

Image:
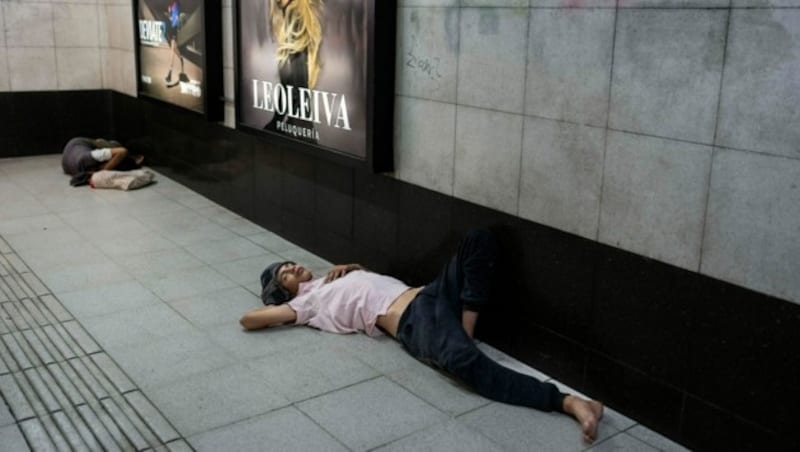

{"left": 0, "top": 236, "right": 192, "bottom": 451}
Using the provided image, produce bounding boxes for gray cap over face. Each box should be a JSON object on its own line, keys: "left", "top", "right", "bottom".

{"left": 260, "top": 261, "right": 294, "bottom": 305}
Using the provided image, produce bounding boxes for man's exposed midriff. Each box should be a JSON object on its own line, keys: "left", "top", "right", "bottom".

{"left": 376, "top": 286, "right": 423, "bottom": 338}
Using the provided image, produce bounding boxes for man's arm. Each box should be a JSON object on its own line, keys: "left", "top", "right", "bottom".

{"left": 101, "top": 147, "right": 129, "bottom": 171}
{"left": 324, "top": 263, "right": 364, "bottom": 282}
{"left": 240, "top": 304, "right": 297, "bottom": 330}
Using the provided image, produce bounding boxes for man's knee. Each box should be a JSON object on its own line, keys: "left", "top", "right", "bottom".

{"left": 463, "top": 229, "right": 498, "bottom": 255}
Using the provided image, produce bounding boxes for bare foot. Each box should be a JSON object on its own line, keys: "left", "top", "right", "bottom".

{"left": 563, "top": 395, "right": 604, "bottom": 444}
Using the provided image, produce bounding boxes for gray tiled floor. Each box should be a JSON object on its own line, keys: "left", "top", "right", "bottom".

{"left": 0, "top": 155, "right": 690, "bottom": 451}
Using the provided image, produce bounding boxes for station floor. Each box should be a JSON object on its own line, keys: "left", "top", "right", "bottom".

{"left": 0, "top": 155, "right": 689, "bottom": 451}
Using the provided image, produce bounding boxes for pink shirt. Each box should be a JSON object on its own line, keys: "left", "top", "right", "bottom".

{"left": 288, "top": 270, "right": 410, "bottom": 336}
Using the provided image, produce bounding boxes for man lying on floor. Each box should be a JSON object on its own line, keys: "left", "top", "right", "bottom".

{"left": 62, "top": 137, "right": 143, "bottom": 176}
{"left": 240, "top": 229, "right": 604, "bottom": 443}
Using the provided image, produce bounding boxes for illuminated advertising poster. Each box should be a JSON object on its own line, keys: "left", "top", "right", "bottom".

{"left": 237, "top": 0, "right": 382, "bottom": 162}
{"left": 137, "top": 0, "right": 207, "bottom": 113}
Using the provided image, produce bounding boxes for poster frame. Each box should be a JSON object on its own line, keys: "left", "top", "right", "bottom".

{"left": 233, "top": 0, "right": 395, "bottom": 172}
{"left": 133, "top": 0, "right": 224, "bottom": 120}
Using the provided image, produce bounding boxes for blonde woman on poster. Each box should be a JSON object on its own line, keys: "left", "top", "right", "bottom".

{"left": 264, "top": 0, "right": 324, "bottom": 143}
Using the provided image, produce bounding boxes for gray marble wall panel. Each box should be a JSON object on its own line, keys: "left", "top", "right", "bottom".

{"left": 99, "top": 3, "right": 135, "bottom": 96}
{"left": 400, "top": 0, "right": 458, "bottom": 6}
{"left": 609, "top": 10, "right": 727, "bottom": 144}
{"left": 106, "top": 5, "right": 134, "bottom": 51}
{"left": 54, "top": 4, "right": 100, "bottom": 48}
{"left": 519, "top": 117, "right": 605, "bottom": 240}
{"left": 733, "top": 0, "right": 800, "bottom": 6}
{"left": 394, "top": 97, "right": 456, "bottom": 196}
{"left": 98, "top": 3, "right": 109, "bottom": 49}
{"left": 396, "top": 7, "right": 459, "bottom": 103}
{"left": 464, "top": 0, "right": 528, "bottom": 6}
{"left": 1, "top": 1, "right": 109, "bottom": 93}
{"left": 599, "top": 131, "right": 712, "bottom": 271}
{"left": 619, "top": 0, "right": 729, "bottom": 7}
{"left": 3, "top": 3, "right": 55, "bottom": 48}
{"left": 8, "top": 48, "right": 58, "bottom": 91}
{"left": 102, "top": 48, "right": 136, "bottom": 97}
{"left": 0, "top": 6, "right": 5, "bottom": 48}
{"left": 531, "top": 0, "right": 617, "bottom": 7}
{"left": 458, "top": 8, "right": 528, "bottom": 113}
{"left": 701, "top": 149, "right": 800, "bottom": 304}
{"left": 0, "top": 48, "right": 8, "bottom": 91}
{"left": 454, "top": 106, "right": 523, "bottom": 215}
{"left": 526, "top": 8, "right": 615, "bottom": 127}
{"left": 56, "top": 49, "right": 102, "bottom": 90}
{"left": 716, "top": 10, "right": 800, "bottom": 160}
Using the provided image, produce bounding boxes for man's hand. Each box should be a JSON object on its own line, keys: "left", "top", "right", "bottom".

{"left": 325, "top": 264, "right": 363, "bottom": 283}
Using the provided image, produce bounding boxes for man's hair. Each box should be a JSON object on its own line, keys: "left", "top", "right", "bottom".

{"left": 260, "top": 261, "right": 294, "bottom": 305}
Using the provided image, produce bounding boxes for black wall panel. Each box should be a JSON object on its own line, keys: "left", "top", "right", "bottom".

{"left": 0, "top": 91, "right": 110, "bottom": 158}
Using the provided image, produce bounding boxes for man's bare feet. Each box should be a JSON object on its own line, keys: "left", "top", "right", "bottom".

{"left": 563, "top": 395, "right": 604, "bottom": 444}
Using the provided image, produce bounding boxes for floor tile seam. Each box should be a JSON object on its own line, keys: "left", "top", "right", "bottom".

{"left": 0, "top": 255, "right": 28, "bottom": 275}
{"left": 3, "top": 264, "right": 33, "bottom": 284}
{"left": 299, "top": 372, "right": 458, "bottom": 429}
{"left": 381, "top": 368, "right": 493, "bottom": 416}
{"left": 0, "top": 280, "right": 19, "bottom": 306}
{"left": 18, "top": 416, "right": 65, "bottom": 452}
{"left": 617, "top": 423, "right": 669, "bottom": 451}
{"left": 124, "top": 266, "right": 209, "bottom": 285}
{"left": 0, "top": 213, "right": 72, "bottom": 230}
{"left": 76, "top": 398, "right": 140, "bottom": 451}
{"left": 361, "top": 416, "right": 504, "bottom": 452}
{"left": 582, "top": 429, "right": 655, "bottom": 452}
{"left": 6, "top": 393, "right": 148, "bottom": 423}
{"left": 130, "top": 351, "right": 243, "bottom": 394}
{"left": 242, "top": 230, "right": 302, "bottom": 253}
{"left": 183, "top": 406, "right": 349, "bottom": 452}
{"left": 0, "top": 304, "right": 74, "bottom": 335}
{"left": 2, "top": 319, "right": 98, "bottom": 372}
{"left": 2, "top": 367, "right": 56, "bottom": 422}
{"left": 350, "top": 352, "right": 416, "bottom": 381}
{"left": 0, "top": 282, "right": 29, "bottom": 306}
{"left": 96, "top": 395, "right": 167, "bottom": 451}
{"left": 122, "top": 390, "right": 185, "bottom": 446}
{"left": 0, "top": 236, "right": 190, "bottom": 447}
{"left": 5, "top": 357, "right": 135, "bottom": 424}
{"left": 157, "top": 294, "right": 220, "bottom": 334}
{"left": 453, "top": 400, "right": 497, "bottom": 421}
{"left": 291, "top": 402, "right": 355, "bottom": 452}
{"left": 3, "top": 340, "right": 104, "bottom": 373}
{"left": 128, "top": 260, "right": 240, "bottom": 303}
{"left": 84, "top": 396, "right": 157, "bottom": 449}
{"left": 0, "top": 303, "right": 44, "bottom": 333}
{"left": 21, "top": 364, "right": 94, "bottom": 417}
{"left": 241, "top": 359, "right": 386, "bottom": 407}
{"left": 88, "top": 390, "right": 181, "bottom": 449}
{"left": 287, "top": 374, "right": 387, "bottom": 408}
{"left": 180, "top": 247, "right": 272, "bottom": 268}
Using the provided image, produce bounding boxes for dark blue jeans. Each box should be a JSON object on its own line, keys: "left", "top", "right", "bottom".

{"left": 397, "top": 229, "right": 566, "bottom": 412}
